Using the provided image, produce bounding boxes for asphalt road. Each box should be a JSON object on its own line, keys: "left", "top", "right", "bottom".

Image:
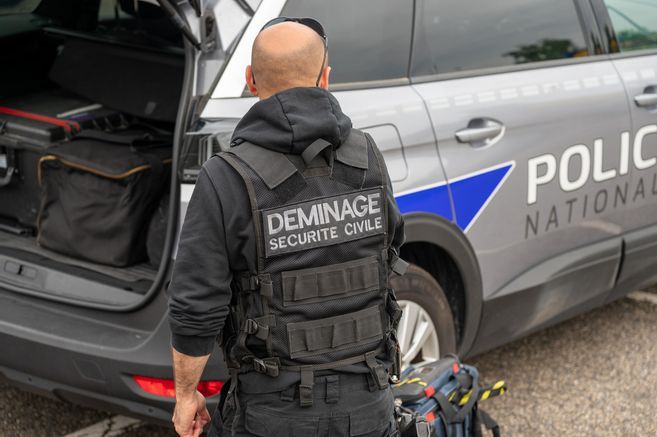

{"left": 1, "top": 288, "right": 655, "bottom": 437}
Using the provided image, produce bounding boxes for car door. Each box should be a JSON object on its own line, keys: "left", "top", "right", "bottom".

{"left": 411, "top": 0, "right": 631, "bottom": 352}
{"left": 593, "top": 0, "right": 657, "bottom": 299}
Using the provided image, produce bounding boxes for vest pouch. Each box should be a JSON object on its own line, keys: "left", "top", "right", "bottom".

{"left": 287, "top": 306, "right": 384, "bottom": 359}
{"left": 281, "top": 256, "right": 380, "bottom": 307}
{"left": 244, "top": 406, "right": 320, "bottom": 437}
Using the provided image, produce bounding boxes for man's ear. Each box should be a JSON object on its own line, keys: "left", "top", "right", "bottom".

{"left": 318, "top": 66, "right": 331, "bottom": 90}
{"left": 245, "top": 65, "right": 258, "bottom": 96}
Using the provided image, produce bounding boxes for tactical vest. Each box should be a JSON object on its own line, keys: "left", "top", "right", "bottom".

{"left": 219, "top": 129, "right": 407, "bottom": 407}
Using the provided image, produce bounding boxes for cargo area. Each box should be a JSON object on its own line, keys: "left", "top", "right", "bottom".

{"left": 0, "top": 0, "right": 184, "bottom": 305}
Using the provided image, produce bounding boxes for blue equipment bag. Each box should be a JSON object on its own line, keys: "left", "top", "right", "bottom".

{"left": 392, "top": 356, "right": 505, "bottom": 437}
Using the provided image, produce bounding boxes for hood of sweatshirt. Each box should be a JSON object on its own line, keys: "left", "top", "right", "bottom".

{"left": 230, "top": 87, "right": 353, "bottom": 154}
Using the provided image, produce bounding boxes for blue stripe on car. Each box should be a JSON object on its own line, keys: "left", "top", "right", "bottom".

{"left": 396, "top": 162, "right": 514, "bottom": 232}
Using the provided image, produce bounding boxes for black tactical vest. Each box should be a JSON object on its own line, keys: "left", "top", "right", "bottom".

{"left": 219, "top": 129, "right": 406, "bottom": 407}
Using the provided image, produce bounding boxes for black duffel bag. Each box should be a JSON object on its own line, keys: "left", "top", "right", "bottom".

{"left": 146, "top": 191, "right": 169, "bottom": 268}
{"left": 37, "top": 129, "right": 171, "bottom": 266}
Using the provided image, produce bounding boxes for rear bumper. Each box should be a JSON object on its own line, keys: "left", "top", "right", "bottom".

{"left": 0, "top": 364, "right": 182, "bottom": 424}
{"left": 0, "top": 289, "right": 226, "bottom": 424}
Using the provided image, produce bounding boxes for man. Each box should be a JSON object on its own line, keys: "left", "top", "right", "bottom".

{"left": 168, "top": 17, "right": 406, "bottom": 437}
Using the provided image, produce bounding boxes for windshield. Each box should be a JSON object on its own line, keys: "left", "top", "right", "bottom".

{"left": 0, "top": 0, "right": 40, "bottom": 16}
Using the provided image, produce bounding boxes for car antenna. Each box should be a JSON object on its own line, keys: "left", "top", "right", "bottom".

{"left": 155, "top": 0, "right": 202, "bottom": 50}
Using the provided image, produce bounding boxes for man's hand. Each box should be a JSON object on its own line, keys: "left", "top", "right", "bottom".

{"left": 173, "top": 390, "right": 211, "bottom": 437}
{"left": 171, "top": 347, "right": 212, "bottom": 437}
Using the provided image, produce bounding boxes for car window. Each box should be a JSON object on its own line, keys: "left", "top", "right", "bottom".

{"left": 280, "top": 0, "right": 413, "bottom": 84}
{"left": 0, "top": 0, "right": 41, "bottom": 16}
{"left": 412, "top": 0, "right": 590, "bottom": 77}
{"left": 604, "top": 0, "right": 657, "bottom": 52}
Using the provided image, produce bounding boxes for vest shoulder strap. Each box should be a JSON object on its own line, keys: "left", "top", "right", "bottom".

{"left": 335, "top": 129, "right": 368, "bottom": 170}
{"left": 226, "top": 141, "right": 299, "bottom": 190}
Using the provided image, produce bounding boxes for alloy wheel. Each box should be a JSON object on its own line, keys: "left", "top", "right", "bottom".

{"left": 397, "top": 300, "right": 441, "bottom": 369}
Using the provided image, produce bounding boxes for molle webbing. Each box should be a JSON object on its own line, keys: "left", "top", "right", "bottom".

{"left": 281, "top": 256, "right": 380, "bottom": 306}
{"left": 287, "top": 306, "right": 384, "bottom": 359}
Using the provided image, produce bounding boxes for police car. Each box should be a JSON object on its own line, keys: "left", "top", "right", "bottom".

{"left": 0, "top": 0, "right": 656, "bottom": 424}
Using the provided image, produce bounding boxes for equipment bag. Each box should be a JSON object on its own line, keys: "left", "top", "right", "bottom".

{"left": 146, "top": 190, "right": 169, "bottom": 268}
{"left": 393, "top": 356, "right": 505, "bottom": 437}
{"left": 0, "top": 90, "right": 125, "bottom": 231}
{"left": 37, "top": 128, "right": 172, "bottom": 266}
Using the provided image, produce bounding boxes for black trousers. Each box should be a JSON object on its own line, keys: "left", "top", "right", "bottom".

{"left": 208, "top": 373, "right": 397, "bottom": 437}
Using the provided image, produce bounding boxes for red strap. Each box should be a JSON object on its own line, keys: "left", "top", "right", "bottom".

{"left": 0, "top": 106, "right": 81, "bottom": 134}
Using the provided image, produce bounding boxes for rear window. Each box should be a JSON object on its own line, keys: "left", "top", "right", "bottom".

{"left": 604, "top": 0, "right": 657, "bottom": 52}
{"left": 281, "top": 0, "right": 413, "bottom": 84}
{"left": 412, "top": 0, "right": 590, "bottom": 77}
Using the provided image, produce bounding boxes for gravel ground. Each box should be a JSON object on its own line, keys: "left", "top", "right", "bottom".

{"left": 472, "top": 290, "right": 657, "bottom": 436}
{"left": 0, "top": 289, "right": 655, "bottom": 436}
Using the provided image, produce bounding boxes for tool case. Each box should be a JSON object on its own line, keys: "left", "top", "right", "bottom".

{"left": 0, "top": 89, "right": 125, "bottom": 232}
{"left": 393, "top": 357, "right": 505, "bottom": 437}
{"left": 37, "top": 128, "right": 172, "bottom": 267}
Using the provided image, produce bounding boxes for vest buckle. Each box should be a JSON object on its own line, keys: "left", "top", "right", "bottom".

{"left": 243, "top": 319, "right": 259, "bottom": 335}
{"left": 253, "top": 357, "right": 280, "bottom": 377}
{"left": 242, "top": 318, "right": 271, "bottom": 341}
{"left": 365, "top": 351, "right": 389, "bottom": 390}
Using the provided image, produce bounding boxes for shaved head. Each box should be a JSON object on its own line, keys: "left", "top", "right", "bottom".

{"left": 247, "top": 21, "right": 329, "bottom": 99}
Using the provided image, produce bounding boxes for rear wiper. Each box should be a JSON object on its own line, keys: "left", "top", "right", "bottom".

{"left": 156, "top": 0, "right": 202, "bottom": 50}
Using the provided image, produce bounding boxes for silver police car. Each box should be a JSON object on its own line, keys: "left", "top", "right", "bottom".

{"left": 0, "top": 0, "right": 655, "bottom": 424}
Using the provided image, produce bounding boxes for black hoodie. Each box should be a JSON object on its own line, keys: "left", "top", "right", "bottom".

{"left": 168, "top": 87, "right": 404, "bottom": 358}
{"left": 231, "top": 87, "right": 352, "bottom": 153}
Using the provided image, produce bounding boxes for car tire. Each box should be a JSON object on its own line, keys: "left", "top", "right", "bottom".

{"left": 390, "top": 264, "right": 457, "bottom": 366}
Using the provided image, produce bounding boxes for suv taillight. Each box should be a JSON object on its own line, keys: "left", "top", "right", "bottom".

{"left": 133, "top": 375, "right": 224, "bottom": 398}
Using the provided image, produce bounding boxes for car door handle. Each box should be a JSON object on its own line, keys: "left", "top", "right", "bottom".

{"left": 455, "top": 118, "right": 505, "bottom": 146}
{"left": 634, "top": 86, "right": 657, "bottom": 107}
{"left": 634, "top": 93, "right": 657, "bottom": 107}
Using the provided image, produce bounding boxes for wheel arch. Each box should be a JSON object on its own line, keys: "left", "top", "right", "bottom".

{"left": 400, "top": 212, "right": 483, "bottom": 356}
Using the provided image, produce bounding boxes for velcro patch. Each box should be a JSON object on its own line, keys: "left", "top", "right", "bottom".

{"left": 261, "top": 187, "right": 386, "bottom": 257}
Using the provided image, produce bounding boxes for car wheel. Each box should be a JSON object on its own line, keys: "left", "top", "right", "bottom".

{"left": 390, "top": 264, "right": 457, "bottom": 369}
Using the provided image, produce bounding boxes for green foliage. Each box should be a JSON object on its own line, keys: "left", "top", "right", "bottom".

{"left": 617, "top": 29, "right": 657, "bottom": 51}
{"left": 504, "top": 39, "right": 586, "bottom": 64}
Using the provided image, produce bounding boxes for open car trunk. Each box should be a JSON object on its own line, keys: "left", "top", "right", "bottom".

{"left": 0, "top": 1, "right": 186, "bottom": 307}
